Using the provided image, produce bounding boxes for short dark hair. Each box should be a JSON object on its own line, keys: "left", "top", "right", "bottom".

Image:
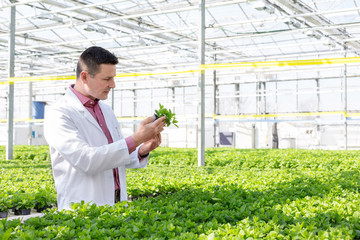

{"left": 76, "top": 46, "right": 118, "bottom": 79}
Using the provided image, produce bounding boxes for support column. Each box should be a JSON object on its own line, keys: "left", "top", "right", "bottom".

{"left": 262, "top": 82, "right": 266, "bottom": 114}
{"left": 171, "top": 87, "right": 175, "bottom": 111}
{"left": 133, "top": 89, "right": 136, "bottom": 133}
{"left": 197, "top": 0, "right": 205, "bottom": 166}
{"left": 28, "top": 82, "right": 33, "bottom": 145}
{"left": 235, "top": 83, "right": 240, "bottom": 115}
{"left": 6, "top": 4, "right": 16, "bottom": 160}
{"left": 256, "top": 81, "right": 266, "bottom": 115}
{"left": 316, "top": 78, "right": 320, "bottom": 147}
{"left": 213, "top": 71, "right": 219, "bottom": 147}
{"left": 343, "top": 48, "right": 348, "bottom": 149}
{"left": 213, "top": 45, "right": 218, "bottom": 148}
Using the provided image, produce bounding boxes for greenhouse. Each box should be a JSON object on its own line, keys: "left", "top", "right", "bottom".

{"left": 1, "top": 0, "right": 360, "bottom": 238}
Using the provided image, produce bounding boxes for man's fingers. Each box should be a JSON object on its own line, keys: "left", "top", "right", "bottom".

{"left": 153, "top": 116, "right": 166, "bottom": 126}
{"left": 142, "top": 116, "right": 156, "bottom": 125}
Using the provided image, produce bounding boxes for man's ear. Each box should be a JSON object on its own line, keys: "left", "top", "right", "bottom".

{"left": 80, "top": 71, "right": 88, "bottom": 83}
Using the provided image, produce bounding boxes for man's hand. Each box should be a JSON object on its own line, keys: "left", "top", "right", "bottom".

{"left": 138, "top": 133, "right": 162, "bottom": 157}
{"left": 132, "top": 115, "right": 166, "bottom": 147}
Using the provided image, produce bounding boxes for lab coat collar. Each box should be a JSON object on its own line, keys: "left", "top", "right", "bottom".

{"left": 65, "top": 87, "right": 103, "bottom": 132}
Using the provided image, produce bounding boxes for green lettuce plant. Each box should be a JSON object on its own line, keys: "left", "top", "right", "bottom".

{"left": 154, "top": 104, "right": 178, "bottom": 128}
{"left": 11, "top": 193, "right": 35, "bottom": 210}
{"left": 0, "top": 193, "right": 11, "bottom": 212}
{"left": 34, "top": 189, "right": 54, "bottom": 211}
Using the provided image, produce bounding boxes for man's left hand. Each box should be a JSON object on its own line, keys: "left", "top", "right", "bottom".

{"left": 138, "top": 133, "right": 162, "bottom": 157}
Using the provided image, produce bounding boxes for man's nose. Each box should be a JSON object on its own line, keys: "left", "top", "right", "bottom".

{"left": 109, "top": 78, "right": 116, "bottom": 88}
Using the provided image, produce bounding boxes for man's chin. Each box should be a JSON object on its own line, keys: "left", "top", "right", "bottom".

{"left": 97, "top": 95, "right": 107, "bottom": 101}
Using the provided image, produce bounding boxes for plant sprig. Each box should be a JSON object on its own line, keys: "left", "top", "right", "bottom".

{"left": 154, "top": 104, "right": 179, "bottom": 128}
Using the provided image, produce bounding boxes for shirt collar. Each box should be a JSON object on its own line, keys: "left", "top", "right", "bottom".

{"left": 70, "top": 84, "right": 99, "bottom": 107}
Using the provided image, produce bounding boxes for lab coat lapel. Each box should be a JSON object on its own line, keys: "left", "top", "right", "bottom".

{"left": 65, "top": 88, "right": 103, "bottom": 132}
{"left": 83, "top": 109, "right": 103, "bottom": 132}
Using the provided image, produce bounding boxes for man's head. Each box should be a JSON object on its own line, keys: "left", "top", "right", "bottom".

{"left": 76, "top": 46, "right": 118, "bottom": 79}
{"left": 75, "top": 46, "right": 119, "bottom": 100}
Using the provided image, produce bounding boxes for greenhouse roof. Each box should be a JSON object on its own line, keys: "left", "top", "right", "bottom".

{"left": 0, "top": 0, "right": 359, "bottom": 80}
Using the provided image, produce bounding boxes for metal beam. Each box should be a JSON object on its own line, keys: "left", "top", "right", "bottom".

{"left": 275, "top": 0, "right": 360, "bottom": 51}
{"left": 6, "top": 4, "right": 15, "bottom": 160}
{"left": 28, "top": 82, "right": 33, "bottom": 145}
{"left": 197, "top": 0, "right": 205, "bottom": 167}
{"left": 343, "top": 48, "right": 348, "bottom": 149}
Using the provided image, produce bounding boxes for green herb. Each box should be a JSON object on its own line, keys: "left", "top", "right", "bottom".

{"left": 154, "top": 104, "right": 179, "bottom": 128}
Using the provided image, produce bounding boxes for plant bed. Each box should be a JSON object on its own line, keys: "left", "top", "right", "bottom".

{"left": 2, "top": 147, "right": 360, "bottom": 239}
{"left": 14, "top": 208, "right": 31, "bottom": 215}
{"left": 0, "top": 211, "right": 8, "bottom": 218}
{"left": 34, "top": 189, "right": 55, "bottom": 213}
{"left": 0, "top": 193, "right": 12, "bottom": 217}
{"left": 10, "top": 192, "right": 35, "bottom": 215}
{"left": 35, "top": 205, "right": 52, "bottom": 212}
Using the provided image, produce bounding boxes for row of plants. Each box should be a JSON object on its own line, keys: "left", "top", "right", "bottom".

{"left": 149, "top": 147, "right": 360, "bottom": 171}
{"left": 0, "top": 190, "right": 56, "bottom": 217}
{"left": 2, "top": 167, "right": 360, "bottom": 239}
{"left": 1, "top": 146, "right": 360, "bottom": 239}
{"left": 0, "top": 145, "right": 50, "bottom": 162}
{"left": 0, "top": 146, "right": 56, "bottom": 218}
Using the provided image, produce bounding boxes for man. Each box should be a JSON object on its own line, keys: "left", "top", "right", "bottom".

{"left": 44, "top": 46, "right": 165, "bottom": 210}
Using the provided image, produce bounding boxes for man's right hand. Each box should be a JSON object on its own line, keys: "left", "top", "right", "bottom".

{"left": 132, "top": 115, "right": 166, "bottom": 147}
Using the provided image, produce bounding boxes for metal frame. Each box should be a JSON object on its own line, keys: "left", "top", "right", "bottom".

{"left": 1, "top": 0, "right": 360, "bottom": 158}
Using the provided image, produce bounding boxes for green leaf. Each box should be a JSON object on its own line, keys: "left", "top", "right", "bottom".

{"left": 154, "top": 104, "right": 179, "bottom": 128}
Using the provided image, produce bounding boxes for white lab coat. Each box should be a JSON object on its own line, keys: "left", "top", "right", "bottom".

{"left": 44, "top": 87, "right": 148, "bottom": 210}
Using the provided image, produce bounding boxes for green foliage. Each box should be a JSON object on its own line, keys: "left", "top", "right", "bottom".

{"left": 1, "top": 146, "right": 360, "bottom": 239}
{"left": 0, "top": 145, "right": 56, "bottom": 213}
{"left": 11, "top": 193, "right": 35, "bottom": 210}
{"left": 34, "top": 189, "right": 55, "bottom": 210}
{"left": 0, "top": 194, "right": 12, "bottom": 212}
{"left": 154, "top": 103, "right": 179, "bottom": 128}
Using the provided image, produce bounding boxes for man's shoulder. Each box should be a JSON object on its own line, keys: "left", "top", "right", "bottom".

{"left": 46, "top": 93, "right": 80, "bottom": 116}
{"left": 48, "top": 95, "right": 71, "bottom": 110}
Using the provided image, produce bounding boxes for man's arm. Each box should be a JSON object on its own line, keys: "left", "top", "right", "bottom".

{"left": 44, "top": 108, "right": 134, "bottom": 175}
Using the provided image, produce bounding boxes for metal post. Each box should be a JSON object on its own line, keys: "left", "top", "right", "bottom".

{"left": 252, "top": 124, "right": 256, "bottom": 149}
{"left": 213, "top": 70, "right": 218, "bottom": 147}
{"left": 133, "top": 89, "right": 136, "bottom": 133}
{"left": 296, "top": 76, "right": 299, "bottom": 113}
{"left": 316, "top": 78, "right": 320, "bottom": 147}
{"left": 6, "top": 4, "right": 16, "bottom": 160}
{"left": 235, "top": 83, "right": 240, "bottom": 116}
{"left": 343, "top": 48, "right": 348, "bottom": 150}
{"left": 256, "top": 82, "right": 260, "bottom": 114}
{"left": 262, "top": 82, "right": 266, "bottom": 114}
{"left": 171, "top": 87, "right": 175, "bottom": 111}
{"left": 213, "top": 45, "right": 218, "bottom": 148}
{"left": 184, "top": 87, "right": 188, "bottom": 148}
{"left": 28, "top": 82, "right": 33, "bottom": 145}
{"left": 275, "top": 81, "right": 278, "bottom": 113}
{"left": 197, "top": 0, "right": 205, "bottom": 166}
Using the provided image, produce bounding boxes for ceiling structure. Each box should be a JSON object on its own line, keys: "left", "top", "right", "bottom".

{"left": 1, "top": 0, "right": 360, "bottom": 159}
{"left": 0, "top": 0, "right": 359, "bottom": 83}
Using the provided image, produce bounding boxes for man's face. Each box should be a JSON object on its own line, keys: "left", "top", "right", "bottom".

{"left": 83, "top": 64, "right": 116, "bottom": 100}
